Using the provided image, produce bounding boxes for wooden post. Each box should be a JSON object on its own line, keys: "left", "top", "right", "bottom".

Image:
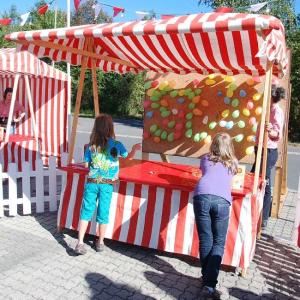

{"left": 271, "top": 167, "right": 283, "bottom": 217}
{"left": 5, "top": 74, "right": 20, "bottom": 143}
{"left": 91, "top": 60, "right": 100, "bottom": 116}
{"left": 24, "top": 75, "right": 39, "bottom": 143}
{"left": 67, "top": 44, "right": 89, "bottom": 164}
{"left": 253, "top": 63, "right": 273, "bottom": 195}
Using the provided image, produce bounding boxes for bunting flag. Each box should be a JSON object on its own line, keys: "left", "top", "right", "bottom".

{"left": 248, "top": 2, "right": 268, "bottom": 12}
{"left": 20, "top": 12, "right": 30, "bottom": 26}
{"left": 37, "top": 4, "right": 49, "bottom": 15}
{"left": 92, "top": 4, "right": 102, "bottom": 20}
{"left": 135, "top": 11, "right": 149, "bottom": 20}
{"left": 0, "top": 18, "right": 12, "bottom": 25}
{"left": 113, "top": 6, "right": 124, "bottom": 18}
{"left": 74, "top": 0, "right": 81, "bottom": 11}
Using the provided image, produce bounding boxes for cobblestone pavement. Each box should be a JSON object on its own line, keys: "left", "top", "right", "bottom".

{"left": 0, "top": 192, "right": 299, "bottom": 300}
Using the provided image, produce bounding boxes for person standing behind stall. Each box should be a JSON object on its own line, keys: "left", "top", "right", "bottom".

{"left": 75, "top": 114, "right": 141, "bottom": 255}
{"left": 193, "top": 133, "right": 238, "bottom": 299}
{"left": 0, "top": 87, "right": 25, "bottom": 134}
{"left": 251, "top": 85, "right": 285, "bottom": 228}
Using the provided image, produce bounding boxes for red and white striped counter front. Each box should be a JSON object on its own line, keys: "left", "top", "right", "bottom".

{"left": 0, "top": 135, "right": 40, "bottom": 172}
{"left": 57, "top": 159, "right": 264, "bottom": 269}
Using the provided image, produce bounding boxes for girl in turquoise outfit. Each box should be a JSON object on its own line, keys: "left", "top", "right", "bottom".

{"left": 75, "top": 114, "right": 141, "bottom": 255}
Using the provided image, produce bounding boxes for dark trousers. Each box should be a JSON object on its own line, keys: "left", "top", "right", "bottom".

{"left": 193, "top": 194, "right": 230, "bottom": 288}
{"left": 251, "top": 147, "right": 278, "bottom": 224}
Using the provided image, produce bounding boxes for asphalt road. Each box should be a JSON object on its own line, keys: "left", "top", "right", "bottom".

{"left": 74, "top": 117, "right": 300, "bottom": 191}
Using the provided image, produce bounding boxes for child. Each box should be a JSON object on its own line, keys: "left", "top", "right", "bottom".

{"left": 251, "top": 85, "right": 285, "bottom": 228}
{"left": 193, "top": 133, "right": 238, "bottom": 299}
{"left": 75, "top": 114, "right": 141, "bottom": 255}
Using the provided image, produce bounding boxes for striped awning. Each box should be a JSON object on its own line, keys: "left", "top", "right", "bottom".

{"left": 5, "top": 13, "right": 287, "bottom": 77}
{"left": 0, "top": 48, "right": 68, "bottom": 81}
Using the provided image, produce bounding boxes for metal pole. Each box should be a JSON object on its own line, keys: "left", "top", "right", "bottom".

{"left": 67, "top": 0, "right": 72, "bottom": 143}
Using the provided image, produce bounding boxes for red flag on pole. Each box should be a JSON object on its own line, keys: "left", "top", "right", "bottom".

{"left": 74, "top": 0, "right": 81, "bottom": 11}
{"left": 37, "top": 4, "right": 49, "bottom": 15}
{"left": 0, "top": 18, "right": 12, "bottom": 25}
{"left": 113, "top": 6, "right": 124, "bottom": 17}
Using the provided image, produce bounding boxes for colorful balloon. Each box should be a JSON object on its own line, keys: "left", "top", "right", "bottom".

{"left": 246, "top": 146, "right": 254, "bottom": 155}
{"left": 224, "top": 97, "right": 231, "bottom": 105}
{"left": 226, "top": 90, "right": 234, "bottom": 98}
{"left": 172, "top": 108, "right": 178, "bottom": 115}
{"left": 186, "top": 112, "right": 193, "bottom": 120}
{"left": 161, "top": 110, "right": 171, "bottom": 118}
{"left": 246, "top": 78, "right": 255, "bottom": 86}
{"left": 175, "top": 123, "right": 183, "bottom": 130}
{"left": 219, "top": 120, "right": 227, "bottom": 127}
{"left": 154, "top": 136, "right": 160, "bottom": 143}
{"left": 194, "top": 133, "right": 201, "bottom": 142}
{"left": 253, "top": 93, "right": 262, "bottom": 101}
{"left": 143, "top": 100, "right": 151, "bottom": 108}
{"left": 208, "top": 74, "right": 215, "bottom": 79}
{"left": 168, "top": 120, "right": 176, "bottom": 129}
{"left": 146, "top": 88, "right": 154, "bottom": 97}
{"left": 200, "top": 132, "right": 208, "bottom": 140}
{"left": 205, "top": 79, "right": 216, "bottom": 86}
{"left": 144, "top": 81, "right": 152, "bottom": 90}
{"left": 170, "top": 90, "right": 178, "bottom": 98}
{"left": 160, "top": 99, "right": 168, "bottom": 107}
{"left": 229, "top": 83, "right": 237, "bottom": 91}
{"left": 252, "top": 123, "right": 258, "bottom": 133}
{"left": 154, "top": 129, "right": 162, "bottom": 137}
{"left": 143, "top": 131, "right": 150, "bottom": 139}
{"left": 217, "top": 91, "right": 223, "bottom": 97}
{"left": 202, "top": 115, "right": 208, "bottom": 124}
{"left": 185, "top": 129, "right": 193, "bottom": 138}
{"left": 146, "top": 111, "right": 153, "bottom": 118}
{"left": 201, "top": 100, "right": 209, "bottom": 107}
{"left": 188, "top": 103, "right": 196, "bottom": 109}
{"left": 247, "top": 101, "right": 254, "bottom": 110}
{"left": 226, "top": 121, "right": 234, "bottom": 129}
{"left": 242, "top": 108, "right": 250, "bottom": 117}
{"left": 224, "top": 75, "right": 233, "bottom": 83}
{"left": 151, "top": 102, "right": 160, "bottom": 109}
{"left": 151, "top": 95, "right": 159, "bottom": 102}
{"left": 161, "top": 131, "right": 168, "bottom": 140}
{"left": 239, "top": 90, "right": 247, "bottom": 97}
{"left": 231, "top": 99, "right": 239, "bottom": 107}
{"left": 178, "top": 90, "right": 185, "bottom": 96}
{"left": 247, "top": 135, "right": 256, "bottom": 142}
{"left": 195, "top": 88, "right": 202, "bottom": 95}
{"left": 238, "top": 120, "right": 245, "bottom": 128}
{"left": 209, "top": 122, "right": 217, "bottom": 130}
{"left": 151, "top": 80, "right": 159, "bottom": 88}
{"left": 234, "top": 134, "right": 244, "bottom": 143}
{"left": 150, "top": 124, "right": 158, "bottom": 133}
{"left": 177, "top": 97, "right": 185, "bottom": 104}
{"left": 249, "top": 117, "right": 257, "bottom": 126}
{"left": 222, "top": 109, "right": 230, "bottom": 118}
{"left": 192, "top": 96, "right": 201, "bottom": 104}
{"left": 204, "top": 135, "right": 212, "bottom": 144}
{"left": 232, "top": 110, "right": 240, "bottom": 118}
{"left": 255, "top": 106, "right": 262, "bottom": 115}
{"left": 167, "top": 132, "right": 174, "bottom": 142}
{"left": 185, "top": 121, "right": 192, "bottom": 129}
{"left": 193, "top": 108, "right": 203, "bottom": 116}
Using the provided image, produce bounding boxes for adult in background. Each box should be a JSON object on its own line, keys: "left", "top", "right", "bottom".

{"left": 0, "top": 87, "right": 25, "bottom": 134}
{"left": 251, "top": 84, "right": 286, "bottom": 228}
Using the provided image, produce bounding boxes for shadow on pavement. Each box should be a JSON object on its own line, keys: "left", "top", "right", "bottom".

{"left": 85, "top": 272, "right": 155, "bottom": 300}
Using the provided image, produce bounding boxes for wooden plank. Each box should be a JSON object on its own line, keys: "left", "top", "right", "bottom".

{"left": 24, "top": 75, "right": 39, "bottom": 143}
{"left": 67, "top": 42, "right": 89, "bottom": 164}
{"left": 91, "top": 61, "right": 100, "bottom": 116}
{"left": 8, "top": 163, "right": 18, "bottom": 216}
{"left": 35, "top": 159, "right": 44, "bottom": 213}
{"left": 5, "top": 74, "right": 20, "bottom": 142}
{"left": 271, "top": 167, "right": 283, "bottom": 218}
{"left": 253, "top": 63, "right": 273, "bottom": 195}
{"left": 22, "top": 161, "right": 31, "bottom": 215}
{"left": 17, "top": 39, "right": 137, "bottom": 68}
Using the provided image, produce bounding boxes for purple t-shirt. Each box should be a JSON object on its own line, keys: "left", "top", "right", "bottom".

{"left": 194, "top": 154, "right": 234, "bottom": 203}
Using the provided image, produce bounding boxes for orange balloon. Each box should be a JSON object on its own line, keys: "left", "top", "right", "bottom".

{"left": 160, "top": 99, "right": 169, "bottom": 107}
{"left": 193, "top": 108, "right": 203, "bottom": 116}
{"left": 192, "top": 96, "right": 201, "bottom": 104}
{"left": 154, "top": 137, "right": 160, "bottom": 143}
{"left": 201, "top": 100, "right": 209, "bottom": 107}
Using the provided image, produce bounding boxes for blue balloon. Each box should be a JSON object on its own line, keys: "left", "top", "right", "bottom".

{"left": 239, "top": 90, "right": 247, "bottom": 97}
{"left": 224, "top": 97, "right": 231, "bottom": 105}
{"left": 177, "top": 97, "right": 185, "bottom": 104}
{"left": 226, "top": 121, "right": 234, "bottom": 129}
{"left": 146, "top": 111, "right": 154, "bottom": 118}
{"left": 217, "top": 91, "right": 223, "bottom": 97}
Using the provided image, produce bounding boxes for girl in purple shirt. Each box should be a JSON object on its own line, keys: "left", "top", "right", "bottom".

{"left": 193, "top": 133, "right": 238, "bottom": 299}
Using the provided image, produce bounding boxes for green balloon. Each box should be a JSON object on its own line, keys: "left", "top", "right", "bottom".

{"left": 186, "top": 121, "right": 192, "bottom": 129}
{"left": 151, "top": 95, "right": 159, "bottom": 102}
{"left": 194, "top": 133, "right": 201, "bottom": 142}
{"left": 232, "top": 110, "right": 240, "bottom": 118}
{"left": 150, "top": 124, "right": 158, "bottom": 133}
{"left": 160, "top": 90, "right": 168, "bottom": 95}
{"left": 195, "top": 88, "right": 202, "bottom": 95}
{"left": 152, "top": 90, "right": 161, "bottom": 97}
{"left": 186, "top": 113, "right": 193, "bottom": 120}
{"left": 161, "top": 131, "right": 168, "bottom": 140}
{"left": 168, "top": 120, "right": 176, "bottom": 128}
{"left": 200, "top": 132, "right": 208, "bottom": 140}
{"left": 170, "top": 90, "right": 178, "bottom": 98}
{"left": 252, "top": 123, "right": 258, "bottom": 133}
{"left": 154, "top": 129, "right": 162, "bottom": 137}
{"left": 161, "top": 110, "right": 171, "bottom": 118}
{"left": 184, "top": 88, "right": 192, "bottom": 96}
{"left": 231, "top": 99, "right": 239, "bottom": 107}
{"left": 238, "top": 120, "right": 245, "bottom": 128}
{"left": 187, "top": 93, "right": 194, "bottom": 100}
{"left": 229, "top": 83, "right": 237, "bottom": 91}
{"left": 160, "top": 107, "right": 167, "bottom": 112}
{"left": 234, "top": 134, "right": 244, "bottom": 142}
{"left": 209, "top": 122, "right": 217, "bottom": 130}
{"left": 151, "top": 103, "right": 160, "bottom": 109}
{"left": 144, "top": 81, "right": 152, "bottom": 90}
{"left": 188, "top": 103, "right": 195, "bottom": 109}
{"left": 167, "top": 132, "right": 174, "bottom": 142}
{"left": 185, "top": 129, "right": 193, "bottom": 138}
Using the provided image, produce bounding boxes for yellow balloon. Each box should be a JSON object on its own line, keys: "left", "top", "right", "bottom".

{"left": 178, "top": 90, "right": 185, "bottom": 96}
{"left": 147, "top": 88, "right": 155, "bottom": 97}
{"left": 246, "top": 78, "right": 255, "bottom": 86}
{"left": 255, "top": 106, "right": 262, "bottom": 115}
{"left": 253, "top": 93, "right": 262, "bottom": 101}
{"left": 226, "top": 90, "right": 234, "bottom": 98}
{"left": 247, "top": 135, "right": 255, "bottom": 142}
{"left": 221, "top": 109, "right": 230, "bottom": 118}
{"left": 245, "top": 146, "right": 254, "bottom": 155}
{"left": 205, "top": 79, "right": 216, "bottom": 86}
{"left": 243, "top": 108, "right": 250, "bottom": 117}
{"left": 208, "top": 74, "right": 215, "bottom": 79}
{"left": 159, "top": 82, "right": 168, "bottom": 90}
{"left": 224, "top": 75, "right": 233, "bottom": 83}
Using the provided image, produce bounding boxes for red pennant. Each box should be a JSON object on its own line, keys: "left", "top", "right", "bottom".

{"left": 161, "top": 15, "right": 175, "bottom": 20}
{"left": 74, "top": 0, "right": 81, "bottom": 11}
{"left": 38, "top": 4, "right": 49, "bottom": 15}
{"left": 113, "top": 6, "right": 124, "bottom": 18}
{"left": 0, "top": 18, "right": 12, "bottom": 25}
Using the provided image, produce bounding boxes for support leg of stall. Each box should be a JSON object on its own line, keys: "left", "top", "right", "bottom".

{"left": 5, "top": 74, "right": 20, "bottom": 143}
{"left": 271, "top": 167, "right": 283, "bottom": 218}
{"left": 160, "top": 154, "right": 170, "bottom": 163}
{"left": 91, "top": 59, "right": 100, "bottom": 116}
{"left": 67, "top": 56, "right": 88, "bottom": 164}
{"left": 24, "top": 75, "right": 39, "bottom": 143}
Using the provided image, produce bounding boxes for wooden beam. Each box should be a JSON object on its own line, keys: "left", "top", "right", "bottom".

{"left": 271, "top": 167, "right": 283, "bottom": 218}
{"left": 5, "top": 74, "right": 20, "bottom": 142}
{"left": 24, "top": 75, "right": 39, "bottom": 143}
{"left": 67, "top": 40, "right": 89, "bottom": 164}
{"left": 253, "top": 63, "right": 273, "bottom": 195}
{"left": 17, "top": 39, "right": 137, "bottom": 69}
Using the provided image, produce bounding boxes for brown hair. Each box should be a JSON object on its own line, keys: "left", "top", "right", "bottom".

{"left": 89, "top": 114, "right": 115, "bottom": 150}
{"left": 209, "top": 132, "right": 238, "bottom": 174}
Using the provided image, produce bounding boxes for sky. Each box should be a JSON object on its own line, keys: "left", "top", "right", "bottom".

{"left": 0, "top": 0, "right": 299, "bottom": 23}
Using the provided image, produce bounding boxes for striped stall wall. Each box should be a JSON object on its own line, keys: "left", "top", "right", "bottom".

{"left": 57, "top": 174, "right": 264, "bottom": 268}
{"left": 0, "top": 76, "right": 68, "bottom": 158}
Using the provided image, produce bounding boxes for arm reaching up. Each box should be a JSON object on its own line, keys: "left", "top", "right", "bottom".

{"left": 126, "top": 143, "right": 142, "bottom": 160}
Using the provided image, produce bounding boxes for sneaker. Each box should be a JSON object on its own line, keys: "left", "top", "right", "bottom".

{"left": 94, "top": 239, "right": 105, "bottom": 252}
{"left": 74, "top": 243, "right": 87, "bottom": 255}
{"left": 201, "top": 286, "right": 222, "bottom": 300}
{"left": 262, "top": 220, "right": 268, "bottom": 228}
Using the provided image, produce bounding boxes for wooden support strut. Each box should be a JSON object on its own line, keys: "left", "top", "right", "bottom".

{"left": 253, "top": 63, "right": 273, "bottom": 195}
{"left": 67, "top": 41, "right": 89, "bottom": 164}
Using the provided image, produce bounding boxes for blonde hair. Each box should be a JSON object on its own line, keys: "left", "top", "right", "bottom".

{"left": 209, "top": 133, "right": 238, "bottom": 174}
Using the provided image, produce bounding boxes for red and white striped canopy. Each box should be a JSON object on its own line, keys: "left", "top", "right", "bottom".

{"left": 6, "top": 13, "right": 287, "bottom": 77}
{"left": 0, "top": 48, "right": 68, "bottom": 80}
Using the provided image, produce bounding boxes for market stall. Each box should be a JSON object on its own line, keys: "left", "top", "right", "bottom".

{"left": 0, "top": 48, "right": 69, "bottom": 170}
{"left": 6, "top": 12, "right": 288, "bottom": 273}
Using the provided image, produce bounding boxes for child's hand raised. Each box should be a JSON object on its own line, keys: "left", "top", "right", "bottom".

{"left": 132, "top": 143, "right": 142, "bottom": 152}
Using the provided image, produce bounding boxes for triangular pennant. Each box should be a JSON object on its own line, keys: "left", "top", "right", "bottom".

{"left": 248, "top": 2, "right": 268, "bottom": 12}
{"left": 37, "top": 4, "right": 49, "bottom": 15}
{"left": 74, "top": 0, "right": 81, "bottom": 11}
{"left": 113, "top": 6, "right": 124, "bottom": 18}
{"left": 0, "top": 18, "right": 12, "bottom": 25}
{"left": 20, "top": 12, "right": 30, "bottom": 26}
{"left": 135, "top": 11, "right": 149, "bottom": 20}
{"left": 92, "top": 4, "right": 102, "bottom": 20}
